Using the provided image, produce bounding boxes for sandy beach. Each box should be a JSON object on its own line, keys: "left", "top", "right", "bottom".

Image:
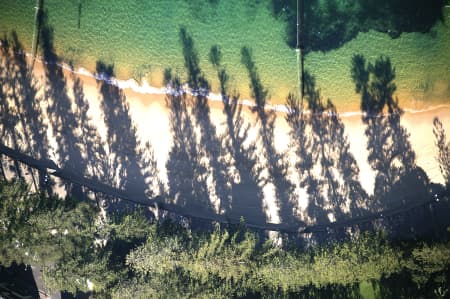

{"left": 3, "top": 56, "right": 450, "bottom": 226}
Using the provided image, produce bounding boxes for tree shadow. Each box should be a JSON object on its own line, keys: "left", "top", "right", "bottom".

{"left": 271, "top": 0, "right": 446, "bottom": 52}
{"left": 286, "top": 71, "right": 368, "bottom": 237}
{"left": 95, "top": 61, "right": 160, "bottom": 210}
{"left": 39, "top": 10, "right": 85, "bottom": 199}
{"left": 9, "top": 32, "right": 50, "bottom": 191}
{"left": 433, "top": 117, "right": 450, "bottom": 190}
{"left": 241, "top": 46, "right": 300, "bottom": 226}
{"left": 70, "top": 72, "right": 111, "bottom": 207}
{"left": 351, "top": 54, "right": 439, "bottom": 236}
{"left": 210, "top": 45, "right": 266, "bottom": 225}
{"left": 179, "top": 28, "right": 230, "bottom": 214}
{"left": 164, "top": 68, "right": 213, "bottom": 214}
{"left": 0, "top": 32, "right": 50, "bottom": 192}
{"left": 0, "top": 37, "right": 26, "bottom": 181}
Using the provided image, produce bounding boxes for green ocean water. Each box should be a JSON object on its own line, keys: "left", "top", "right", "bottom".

{"left": 0, "top": 0, "right": 449, "bottom": 110}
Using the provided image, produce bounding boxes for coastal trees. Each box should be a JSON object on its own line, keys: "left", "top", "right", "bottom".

{"left": 1, "top": 177, "right": 449, "bottom": 297}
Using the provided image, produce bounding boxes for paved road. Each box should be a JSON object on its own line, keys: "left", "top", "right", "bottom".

{"left": 1, "top": 143, "right": 447, "bottom": 234}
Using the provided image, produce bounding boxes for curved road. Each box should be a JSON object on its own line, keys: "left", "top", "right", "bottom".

{"left": 1, "top": 143, "right": 447, "bottom": 234}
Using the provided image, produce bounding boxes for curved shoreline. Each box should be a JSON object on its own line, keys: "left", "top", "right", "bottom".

{"left": 18, "top": 48, "right": 450, "bottom": 118}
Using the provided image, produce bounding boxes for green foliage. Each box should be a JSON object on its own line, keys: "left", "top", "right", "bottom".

{"left": 0, "top": 178, "right": 118, "bottom": 294}
{"left": 405, "top": 241, "right": 450, "bottom": 286}
{"left": 0, "top": 179, "right": 95, "bottom": 266}
{"left": 126, "top": 235, "right": 184, "bottom": 276}
{"left": 109, "top": 209, "right": 151, "bottom": 242}
{"left": 1, "top": 178, "right": 449, "bottom": 297}
{"left": 255, "top": 232, "right": 403, "bottom": 293}
{"left": 185, "top": 223, "right": 256, "bottom": 283}
{"left": 42, "top": 251, "right": 119, "bottom": 294}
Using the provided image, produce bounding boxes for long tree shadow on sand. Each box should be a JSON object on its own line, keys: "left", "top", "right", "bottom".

{"left": 241, "top": 46, "right": 301, "bottom": 226}
{"left": 70, "top": 71, "right": 111, "bottom": 206}
{"left": 37, "top": 11, "right": 120, "bottom": 205}
{"left": 164, "top": 68, "right": 213, "bottom": 215}
{"left": 9, "top": 33, "right": 50, "bottom": 191}
{"left": 286, "top": 72, "right": 368, "bottom": 243}
{"left": 433, "top": 117, "right": 450, "bottom": 191}
{"left": 351, "top": 54, "right": 447, "bottom": 237}
{"left": 0, "top": 37, "right": 28, "bottom": 181}
{"left": 0, "top": 32, "right": 54, "bottom": 194}
{"left": 210, "top": 44, "right": 267, "bottom": 225}
{"left": 179, "top": 28, "right": 230, "bottom": 214}
{"left": 95, "top": 62, "right": 160, "bottom": 210}
{"left": 40, "top": 11, "right": 86, "bottom": 199}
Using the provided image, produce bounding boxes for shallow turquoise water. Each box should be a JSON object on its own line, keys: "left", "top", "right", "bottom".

{"left": 0, "top": 0, "right": 449, "bottom": 109}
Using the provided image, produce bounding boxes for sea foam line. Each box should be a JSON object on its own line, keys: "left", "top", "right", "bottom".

{"left": 9, "top": 46, "right": 450, "bottom": 118}
{"left": 66, "top": 63, "right": 450, "bottom": 118}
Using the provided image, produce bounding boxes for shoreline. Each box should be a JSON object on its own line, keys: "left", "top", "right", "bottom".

{"left": 3, "top": 53, "right": 449, "bottom": 225}
{"left": 14, "top": 47, "right": 450, "bottom": 116}
{"left": 28, "top": 56, "right": 450, "bottom": 189}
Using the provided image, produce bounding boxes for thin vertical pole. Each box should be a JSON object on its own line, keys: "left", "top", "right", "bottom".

{"left": 296, "top": 0, "right": 304, "bottom": 111}
{"left": 31, "top": 0, "right": 43, "bottom": 70}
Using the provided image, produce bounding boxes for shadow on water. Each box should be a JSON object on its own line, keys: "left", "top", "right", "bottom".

{"left": 241, "top": 46, "right": 301, "bottom": 227}
{"left": 271, "top": 0, "right": 446, "bottom": 52}
{"left": 77, "top": 0, "right": 82, "bottom": 29}
{"left": 210, "top": 44, "right": 266, "bottom": 225}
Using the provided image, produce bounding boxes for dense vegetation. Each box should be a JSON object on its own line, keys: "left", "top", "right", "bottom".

{"left": 0, "top": 179, "right": 449, "bottom": 297}
{"left": 1, "top": 11, "right": 450, "bottom": 297}
{"left": 271, "top": 0, "right": 446, "bottom": 52}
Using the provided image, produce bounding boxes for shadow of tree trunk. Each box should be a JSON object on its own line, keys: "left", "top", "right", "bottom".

{"left": 179, "top": 28, "right": 230, "bottom": 215}
{"left": 95, "top": 61, "right": 159, "bottom": 210}
{"left": 210, "top": 45, "right": 266, "bottom": 225}
{"left": 351, "top": 54, "right": 434, "bottom": 236}
{"left": 164, "top": 68, "right": 213, "bottom": 215}
{"left": 241, "top": 46, "right": 299, "bottom": 226}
